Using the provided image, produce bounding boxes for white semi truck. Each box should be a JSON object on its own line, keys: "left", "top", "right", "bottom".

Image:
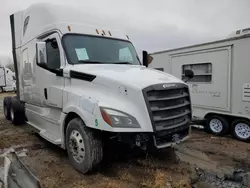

{"left": 0, "top": 67, "right": 16, "bottom": 92}
{"left": 4, "top": 3, "right": 193, "bottom": 174}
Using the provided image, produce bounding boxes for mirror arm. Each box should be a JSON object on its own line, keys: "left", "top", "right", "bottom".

{"left": 184, "top": 77, "right": 191, "bottom": 83}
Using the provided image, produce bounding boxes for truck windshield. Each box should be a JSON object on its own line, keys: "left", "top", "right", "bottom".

{"left": 63, "top": 34, "right": 141, "bottom": 65}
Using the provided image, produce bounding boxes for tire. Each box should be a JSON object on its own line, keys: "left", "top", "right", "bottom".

{"left": 0, "top": 87, "right": 3, "bottom": 93}
{"left": 66, "top": 118, "right": 103, "bottom": 174}
{"left": 10, "top": 97, "right": 25, "bottom": 125}
{"left": 3, "top": 96, "right": 12, "bottom": 120}
{"left": 205, "top": 116, "right": 229, "bottom": 136}
{"left": 231, "top": 119, "right": 250, "bottom": 142}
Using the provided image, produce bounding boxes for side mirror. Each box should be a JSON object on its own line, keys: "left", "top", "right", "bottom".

{"left": 148, "top": 55, "right": 153, "bottom": 65}
{"left": 183, "top": 69, "right": 194, "bottom": 83}
{"left": 142, "top": 50, "right": 148, "bottom": 67}
{"left": 184, "top": 69, "right": 194, "bottom": 78}
{"left": 36, "top": 42, "right": 47, "bottom": 66}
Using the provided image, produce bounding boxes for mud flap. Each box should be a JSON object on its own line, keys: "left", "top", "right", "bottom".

{"left": 0, "top": 149, "right": 41, "bottom": 188}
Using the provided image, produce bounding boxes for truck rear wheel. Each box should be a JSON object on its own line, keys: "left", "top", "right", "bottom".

{"left": 231, "top": 120, "right": 250, "bottom": 142}
{"left": 10, "top": 97, "right": 25, "bottom": 125}
{"left": 3, "top": 96, "right": 12, "bottom": 120}
{"left": 66, "top": 118, "right": 103, "bottom": 174}
{"left": 205, "top": 115, "right": 229, "bottom": 136}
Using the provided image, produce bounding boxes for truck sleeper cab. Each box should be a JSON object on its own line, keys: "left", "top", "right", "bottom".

{"left": 4, "top": 3, "right": 193, "bottom": 174}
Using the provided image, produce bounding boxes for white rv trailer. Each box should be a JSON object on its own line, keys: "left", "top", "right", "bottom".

{"left": 4, "top": 3, "right": 193, "bottom": 173}
{"left": 150, "top": 28, "right": 250, "bottom": 142}
{"left": 0, "top": 67, "right": 16, "bottom": 92}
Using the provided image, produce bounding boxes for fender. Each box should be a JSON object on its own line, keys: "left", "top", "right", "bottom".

{"left": 61, "top": 105, "right": 95, "bottom": 149}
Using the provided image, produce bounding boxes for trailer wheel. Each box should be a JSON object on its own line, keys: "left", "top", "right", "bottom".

{"left": 205, "top": 116, "right": 229, "bottom": 136}
{"left": 3, "top": 96, "right": 12, "bottom": 120}
{"left": 231, "top": 120, "right": 250, "bottom": 142}
{"left": 66, "top": 118, "right": 103, "bottom": 174}
{"left": 10, "top": 97, "right": 25, "bottom": 125}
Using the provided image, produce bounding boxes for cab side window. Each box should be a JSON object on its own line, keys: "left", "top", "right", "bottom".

{"left": 46, "top": 38, "right": 60, "bottom": 70}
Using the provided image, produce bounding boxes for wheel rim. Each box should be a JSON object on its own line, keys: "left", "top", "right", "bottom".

{"left": 10, "top": 107, "right": 14, "bottom": 121}
{"left": 209, "top": 118, "right": 223, "bottom": 133}
{"left": 235, "top": 122, "right": 250, "bottom": 139}
{"left": 69, "top": 130, "right": 85, "bottom": 163}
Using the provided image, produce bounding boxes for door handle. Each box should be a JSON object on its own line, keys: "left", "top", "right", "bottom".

{"left": 44, "top": 88, "right": 48, "bottom": 100}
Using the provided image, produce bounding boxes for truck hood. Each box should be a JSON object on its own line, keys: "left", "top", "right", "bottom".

{"left": 71, "top": 64, "right": 183, "bottom": 89}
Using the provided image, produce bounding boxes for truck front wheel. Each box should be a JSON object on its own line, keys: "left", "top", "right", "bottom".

{"left": 66, "top": 118, "right": 103, "bottom": 174}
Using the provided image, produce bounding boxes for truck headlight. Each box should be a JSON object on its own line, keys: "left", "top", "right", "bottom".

{"left": 100, "top": 107, "right": 140, "bottom": 128}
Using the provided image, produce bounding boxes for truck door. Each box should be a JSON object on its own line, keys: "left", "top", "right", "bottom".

{"left": 36, "top": 33, "right": 65, "bottom": 109}
{"left": 27, "top": 32, "right": 65, "bottom": 136}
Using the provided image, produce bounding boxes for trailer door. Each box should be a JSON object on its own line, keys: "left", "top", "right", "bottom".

{"left": 170, "top": 46, "right": 232, "bottom": 112}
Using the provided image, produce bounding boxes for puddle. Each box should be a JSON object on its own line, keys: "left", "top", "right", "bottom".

{"left": 175, "top": 146, "right": 218, "bottom": 171}
{"left": 174, "top": 146, "right": 250, "bottom": 188}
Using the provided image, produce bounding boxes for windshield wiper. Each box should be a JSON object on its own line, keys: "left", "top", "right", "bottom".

{"left": 113, "top": 62, "right": 133, "bottom": 64}
{"left": 77, "top": 60, "right": 105, "bottom": 64}
{"left": 77, "top": 60, "right": 133, "bottom": 65}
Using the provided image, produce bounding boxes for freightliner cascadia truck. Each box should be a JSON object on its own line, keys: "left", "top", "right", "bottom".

{"left": 4, "top": 3, "right": 194, "bottom": 174}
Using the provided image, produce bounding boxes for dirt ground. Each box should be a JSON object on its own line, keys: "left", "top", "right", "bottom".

{"left": 0, "top": 93, "right": 250, "bottom": 188}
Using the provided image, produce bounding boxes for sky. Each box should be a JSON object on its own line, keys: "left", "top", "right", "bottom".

{"left": 0, "top": 0, "right": 250, "bottom": 64}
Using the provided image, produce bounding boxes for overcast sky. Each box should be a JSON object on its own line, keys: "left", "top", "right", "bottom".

{"left": 0, "top": 0, "right": 250, "bottom": 64}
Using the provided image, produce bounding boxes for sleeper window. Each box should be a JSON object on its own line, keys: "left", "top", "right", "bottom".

{"left": 46, "top": 38, "right": 61, "bottom": 70}
{"left": 182, "top": 63, "right": 212, "bottom": 83}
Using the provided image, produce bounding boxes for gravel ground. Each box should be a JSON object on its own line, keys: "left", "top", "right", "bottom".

{"left": 0, "top": 93, "right": 250, "bottom": 188}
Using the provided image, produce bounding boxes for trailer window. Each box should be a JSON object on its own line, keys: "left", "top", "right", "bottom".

{"left": 23, "top": 16, "right": 30, "bottom": 36}
{"left": 182, "top": 63, "right": 212, "bottom": 83}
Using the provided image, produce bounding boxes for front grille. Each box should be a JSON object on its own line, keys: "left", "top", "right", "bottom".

{"left": 143, "top": 83, "right": 192, "bottom": 135}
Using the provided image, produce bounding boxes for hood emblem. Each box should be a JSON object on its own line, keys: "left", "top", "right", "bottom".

{"left": 162, "top": 84, "right": 177, "bottom": 88}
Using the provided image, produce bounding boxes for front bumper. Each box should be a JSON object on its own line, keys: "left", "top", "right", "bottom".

{"left": 114, "top": 126, "right": 191, "bottom": 150}
{"left": 153, "top": 126, "right": 191, "bottom": 149}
